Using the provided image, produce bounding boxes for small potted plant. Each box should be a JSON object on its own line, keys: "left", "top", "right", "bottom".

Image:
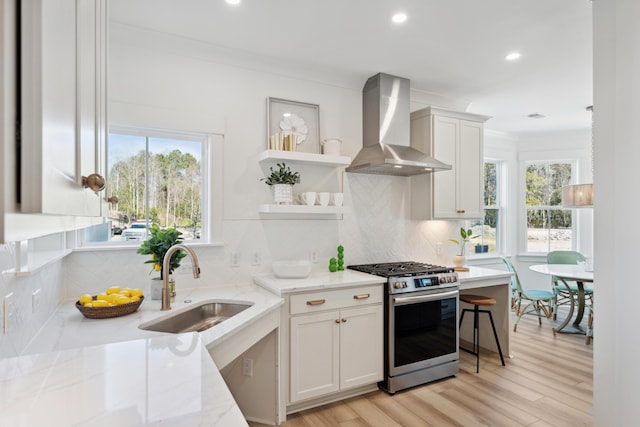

{"left": 261, "top": 162, "right": 301, "bottom": 204}
{"left": 137, "top": 224, "right": 186, "bottom": 299}
{"left": 449, "top": 227, "right": 476, "bottom": 268}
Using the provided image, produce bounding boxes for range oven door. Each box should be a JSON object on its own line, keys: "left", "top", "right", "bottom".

{"left": 388, "top": 287, "right": 459, "bottom": 377}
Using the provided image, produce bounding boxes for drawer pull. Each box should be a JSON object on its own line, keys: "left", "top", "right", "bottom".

{"left": 341, "top": 318, "right": 347, "bottom": 323}
{"left": 456, "top": 209, "right": 465, "bottom": 213}
{"left": 353, "top": 294, "right": 370, "bottom": 300}
{"left": 335, "top": 319, "right": 340, "bottom": 324}
{"left": 306, "top": 299, "right": 326, "bottom": 306}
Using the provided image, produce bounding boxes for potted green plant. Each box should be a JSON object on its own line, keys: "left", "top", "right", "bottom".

{"left": 449, "top": 227, "right": 476, "bottom": 268}
{"left": 137, "top": 224, "right": 186, "bottom": 280}
{"left": 261, "top": 162, "right": 301, "bottom": 204}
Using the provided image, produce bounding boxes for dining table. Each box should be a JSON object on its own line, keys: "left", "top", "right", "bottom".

{"left": 529, "top": 264, "right": 594, "bottom": 334}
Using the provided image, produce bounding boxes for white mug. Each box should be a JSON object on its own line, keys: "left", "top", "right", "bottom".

{"left": 331, "top": 192, "right": 344, "bottom": 206}
{"left": 316, "top": 192, "right": 330, "bottom": 206}
{"left": 298, "top": 192, "right": 316, "bottom": 206}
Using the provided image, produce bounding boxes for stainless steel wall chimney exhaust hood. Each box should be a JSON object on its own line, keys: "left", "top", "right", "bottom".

{"left": 346, "top": 73, "right": 452, "bottom": 177}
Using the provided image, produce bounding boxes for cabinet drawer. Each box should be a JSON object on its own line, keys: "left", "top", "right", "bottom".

{"left": 290, "top": 285, "right": 383, "bottom": 315}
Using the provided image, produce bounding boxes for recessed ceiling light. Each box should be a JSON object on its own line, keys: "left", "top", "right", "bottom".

{"left": 392, "top": 13, "right": 407, "bottom": 24}
{"left": 505, "top": 52, "right": 521, "bottom": 61}
{"left": 225, "top": 0, "right": 241, "bottom": 5}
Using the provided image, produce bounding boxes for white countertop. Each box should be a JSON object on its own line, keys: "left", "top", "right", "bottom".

{"left": 1, "top": 283, "right": 283, "bottom": 426}
{"left": 253, "top": 269, "right": 386, "bottom": 295}
{"left": 254, "top": 266, "right": 511, "bottom": 295}
{"left": 0, "top": 333, "right": 247, "bottom": 426}
{"left": 456, "top": 266, "right": 513, "bottom": 287}
{"left": 24, "top": 283, "right": 283, "bottom": 355}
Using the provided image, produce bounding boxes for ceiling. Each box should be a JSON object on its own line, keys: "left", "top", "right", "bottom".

{"left": 110, "top": 0, "right": 593, "bottom": 135}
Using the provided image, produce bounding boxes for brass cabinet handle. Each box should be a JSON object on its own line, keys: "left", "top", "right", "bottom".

{"left": 341, "top": 318, "right": 347, "bottom": 323}
{"left": 306, "top": 299, "right": 326, "bottom": 306}
{"left": 82, "top": 173, "right": 106, "bottom": 192}
{"left": 335, "top": 319, "right": 340, "bottom": 324}
{"left": 456, "top": 209, "right": 465, "bottom": 213}
{"left": 353, "top": 294, "right": 370, "bottom": 300}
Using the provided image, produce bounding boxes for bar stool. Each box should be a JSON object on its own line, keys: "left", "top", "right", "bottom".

{"left": 459, "top": 294, "right": 506, "bottom": 373}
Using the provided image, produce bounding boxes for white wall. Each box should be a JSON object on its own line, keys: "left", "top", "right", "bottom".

{"left": 593, "top": 1, "right": 639, "bottom": 424}
{"left": 0, "top": 244, "right": 64, "bottom": 358}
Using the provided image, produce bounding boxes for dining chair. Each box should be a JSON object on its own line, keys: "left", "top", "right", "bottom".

{"left": 586, "top": 301, "right": 594, "bottom": 345}
{"left": 500, "top": 257, "right": 556, "bottom": 334}
{"left": 546, "top": 250, "right": 594, "bottom": 320}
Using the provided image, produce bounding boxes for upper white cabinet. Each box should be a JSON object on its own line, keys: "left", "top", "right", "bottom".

{"left": 20, "top": 0, "right": 107, "bottom": 217}
{"left": 410, "top": 107, "right": 490, "bottom": 220}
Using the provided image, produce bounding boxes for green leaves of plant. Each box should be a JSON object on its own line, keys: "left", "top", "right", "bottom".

{"left": 137, "top": 223, "right": 186, "bottom": 279}
{"left": 261, "top": 162, "right": 301, "bottom": 186}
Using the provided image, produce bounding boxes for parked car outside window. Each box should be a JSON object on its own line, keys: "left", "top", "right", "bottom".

{"left": 121, "top": 223, "right": 150, "bottom": 241}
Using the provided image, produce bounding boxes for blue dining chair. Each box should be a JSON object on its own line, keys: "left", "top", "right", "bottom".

{"left": 501, "top": 257, "right": 556, "bottom": 334}
{"left": 546, "top": 251, "right": 594, "bottom": 320}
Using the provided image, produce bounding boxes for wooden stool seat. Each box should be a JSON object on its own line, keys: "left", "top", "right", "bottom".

{"left": 460, "top": 294, "right": 496, "bottom": 306}
{"left": 459, "top": 293, "right": 505, "bottom": 373}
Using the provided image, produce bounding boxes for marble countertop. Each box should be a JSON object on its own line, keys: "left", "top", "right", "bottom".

{"left": 456, "top": 266, "right": 513, "bottom": 287}
{"left": 253, "top": 266, "right": 511, "bottom": 295}
{"left": 0, "top": 333, "right": 247, "bottom": 426}
{"left": 1, "top": 283, "right": 283, "bottom": 426}
{"left": 24, "top": 283, "right": 284, "bottom": 355}
{"left": 253, "top": 269, "right": 386, "bottom": 295}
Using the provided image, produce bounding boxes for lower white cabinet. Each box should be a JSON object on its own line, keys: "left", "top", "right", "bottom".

{"left": 288, "top": 286, "right": 383, "bottom": 403}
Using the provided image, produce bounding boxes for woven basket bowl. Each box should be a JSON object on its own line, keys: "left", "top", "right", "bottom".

{"left": 76, "top": 296, "right": 144, "bottom": 319}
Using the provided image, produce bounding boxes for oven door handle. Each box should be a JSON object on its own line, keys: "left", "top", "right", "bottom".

{"left": 393, "top": 289, "right": 459, "bottom": 305}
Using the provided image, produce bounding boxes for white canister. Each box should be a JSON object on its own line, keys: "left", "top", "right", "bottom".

{"left": 321, "top": 138, "right": 342, "bottom": 156}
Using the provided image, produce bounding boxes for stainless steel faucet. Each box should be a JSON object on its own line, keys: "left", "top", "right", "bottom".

{"left": 162, "top": 244, "right": 200, "bottom": 310}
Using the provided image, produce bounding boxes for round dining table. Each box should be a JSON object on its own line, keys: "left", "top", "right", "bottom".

{"left": 529, "top": 264, "right": 594, "bottom": 334}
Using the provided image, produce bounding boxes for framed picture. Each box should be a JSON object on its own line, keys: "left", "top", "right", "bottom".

{"left": 267, "top": 97, "right": 320, "bottom": 154}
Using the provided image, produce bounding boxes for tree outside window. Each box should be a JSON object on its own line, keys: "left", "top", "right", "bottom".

{"left": 107, "top": 132, "right": 203, "bottom": 242}
{"left": 470, "top": 161, "right": 499, "bottom": 254}
{"left": 525, "top": 162, "right": 572, "bottom": 252}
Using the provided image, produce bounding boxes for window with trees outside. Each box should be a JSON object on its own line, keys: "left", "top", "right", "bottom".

{"left": 82, "top": 128, "right": 206, "bottom": 245}
{"left": 469, "top": 161, "right": 500, "bottom": 255}
{"left": 525, "top": 161, "right": 573, "bottom": 252}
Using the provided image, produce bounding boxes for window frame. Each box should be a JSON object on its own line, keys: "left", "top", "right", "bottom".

{"left": 468, "top": 159, "right": 505, "bottom": 257}
{"left": 76, "top": 125, "right": 224, "bottom": 249}
{"left": 518, "top": 150, "right": 579, "bottom": 255}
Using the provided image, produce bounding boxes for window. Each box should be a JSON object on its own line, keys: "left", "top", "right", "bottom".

{"left": 469, "top": 161, "right": 501, "bottom": 255}
{"left": 82, "top": 127, "right": 211, "bottom": 245}
{"left": 525, "top": 162, "right": 573, "bottom": 252}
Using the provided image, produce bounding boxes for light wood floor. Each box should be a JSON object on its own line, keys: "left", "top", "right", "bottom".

{"left": 251, "top": 314, "right": 593, "bottom": 427}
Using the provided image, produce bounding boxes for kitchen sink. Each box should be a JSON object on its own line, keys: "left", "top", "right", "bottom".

{"left": 139, "top": 301, "right": 253, "bottom": 334}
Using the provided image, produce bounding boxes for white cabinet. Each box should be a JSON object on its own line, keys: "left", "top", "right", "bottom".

{"left": 20, "top": 0, "right": 107, "bottom": 217}
{"left": 410, "top": 107, "right": 490, "bottom": 220}
{"left": 258, "top": 150, "right": 350, "bottom": 219}
{"left": 288, "top": 285, "right": 383, "bottom": 404}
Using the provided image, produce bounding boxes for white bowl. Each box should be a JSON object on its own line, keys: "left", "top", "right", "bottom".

{"left": 273, "top": 261, "right": 311, "bottom": 279}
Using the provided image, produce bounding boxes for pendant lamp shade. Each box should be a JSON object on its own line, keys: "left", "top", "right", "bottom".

{"left": 562, "top": 183, "right": 593, "bottom": 208}
{"left": 562, "top": 105, "right": 594, "bottom": 208}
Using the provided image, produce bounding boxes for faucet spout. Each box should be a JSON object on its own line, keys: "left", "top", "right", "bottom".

{"left": 161, "top": 244, "right": 200, "bottom": 310}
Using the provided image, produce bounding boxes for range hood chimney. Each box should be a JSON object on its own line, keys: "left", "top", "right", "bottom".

{"left": 346, "top": 73, "right": 452, "bottom": 176}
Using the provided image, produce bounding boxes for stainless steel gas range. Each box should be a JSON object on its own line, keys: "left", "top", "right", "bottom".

{"left": 348, "top": 262, "right": 459, "bottom": 394}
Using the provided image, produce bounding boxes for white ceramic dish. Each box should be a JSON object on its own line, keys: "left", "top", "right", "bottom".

{"left": 272, "top": 260, "right": 312, "bottom": 279}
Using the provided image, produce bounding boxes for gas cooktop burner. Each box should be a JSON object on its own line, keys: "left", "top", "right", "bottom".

{"left": 347, "top": 261, "right": 453, "bottom": 278}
